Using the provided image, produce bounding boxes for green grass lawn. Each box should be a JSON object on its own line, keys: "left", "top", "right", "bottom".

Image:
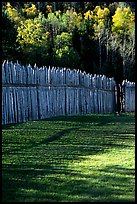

{"left": 2, "top": 113, "right": 135, "bottom": 202}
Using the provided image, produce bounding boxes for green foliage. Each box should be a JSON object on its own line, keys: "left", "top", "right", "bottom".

{"left": 54, "top": 32, "right": 80, "bottom": 68}
{"left": 16, "top": 12, "right": 50, "bottom": 66}
{"left": 54, "top": 32, "right": 72, "bottom": 49}
{"left": 46, "top": 12, "right": 61, "bottom": 35}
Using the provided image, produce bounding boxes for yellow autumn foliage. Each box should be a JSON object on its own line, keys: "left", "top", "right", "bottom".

{"left": 6, "top": 2, "right": 24, "bottom": 25}
{"left": 23, "top": 4, "right": 38, "bottom": 17}
{"left": 16, "top": 18, "right": 48, "bottom": 47}
{"left": 112, "top": 6, "right": 135, "bottom": 37}
{"left": 84, "top": 10, "right": 93, "bottom": 20}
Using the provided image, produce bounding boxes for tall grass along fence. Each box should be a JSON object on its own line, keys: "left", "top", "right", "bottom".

{"left": 122, "top": 80, "right": 135, "bottom": 112}
{"left": 2, "top": 61, "right": 134, "bottom": 125}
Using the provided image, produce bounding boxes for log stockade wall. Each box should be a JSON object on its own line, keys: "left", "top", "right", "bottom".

{"left": 2, "top": 61, "right": 135, "bottom": 125}
{"left": 122, "top": 80, "right": 135, "bottom": 112}
{"left": 2, "top": 61, "right": 116, "bottom": 125}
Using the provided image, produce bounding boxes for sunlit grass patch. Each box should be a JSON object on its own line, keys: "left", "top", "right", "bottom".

{"left": 2, "top": 113, "right": 135, "bottom": 202}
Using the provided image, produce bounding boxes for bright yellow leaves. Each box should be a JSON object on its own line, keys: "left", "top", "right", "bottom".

{"left": 94, "top": 6, "right": 110, "bottom": 25}
{"left": 16, "top": 18, "right": 48, "bottom": 47}
{"left": 23, "top": 4, "right": 38, "bottom": 17}
{"left": 6, "top": 2, "right": 47, "bottom": 52}
{"left": 84, "top": 10, "right": 93, "bottom": 20}
{"left": 84, "top": 6, "right": 110, "bottom": 36}
{"left": 6, "top": 2, "right": 24, "bottom": 25}
{"left": 97, "top": 8, "right": 104, "bottom": 19}
{"left": 6, "top": 2, "right": 38, "bottom": 25}
{"left": 84, "top": 6, "right": 110, "bottom": 22}
{"left": 66, "top": 9, "right": 82, "bottom": 29}
{"left": 112, "top": 6, "right": 135, "bottom": 37}
{"left": 91, "top": 6, "right": 110, "bottom": 39}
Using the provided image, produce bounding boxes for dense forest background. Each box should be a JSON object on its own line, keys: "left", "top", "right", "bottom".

{"left": 2, "top": 2, "right": 135, "bottom": 83}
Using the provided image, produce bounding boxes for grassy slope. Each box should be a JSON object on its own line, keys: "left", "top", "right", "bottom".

{"left": 2, "top": 113, "right": 135, "bottom": 202}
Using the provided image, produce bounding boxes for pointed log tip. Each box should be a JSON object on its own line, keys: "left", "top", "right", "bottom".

{"left": 2, "top": 60, "right": 7, "bottom": 65}
{"left": 34, "top": 63, "right": 37, "bottom": 68}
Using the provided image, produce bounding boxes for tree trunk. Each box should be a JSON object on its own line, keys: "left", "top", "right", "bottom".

{"left": 99, "top": 37, "right": 101, "bottom": 73}
{"left": 106, "top": 31, "right": 109, "bottom": 63}
{"left": 122, "top": 38, "right": 126, "bottom": 79}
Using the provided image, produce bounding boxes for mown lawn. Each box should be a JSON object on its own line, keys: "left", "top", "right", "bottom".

{"left": 2, "top": 113, "right": 135, "bottom": 202}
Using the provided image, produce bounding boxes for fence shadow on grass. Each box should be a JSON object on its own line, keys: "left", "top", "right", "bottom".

{"left": 2, "top": 163, "right": 135, "bottom": 202}
{"left": 41, "top": 113, "right": 135, "bottom": 126}
{"left": 2, "top": 113, "right": 135, "bottom": 130}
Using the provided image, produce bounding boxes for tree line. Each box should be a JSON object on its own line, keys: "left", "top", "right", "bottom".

{"left": 2, "top": 2, "right": 135, "bottom": 84}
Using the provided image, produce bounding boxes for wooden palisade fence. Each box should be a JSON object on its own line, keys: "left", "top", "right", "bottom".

{"left": 2, "top": 61, "right": 134, "bottom": 125}
{"left": 122, "top": 80, "right": 135, "bottom": 112}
